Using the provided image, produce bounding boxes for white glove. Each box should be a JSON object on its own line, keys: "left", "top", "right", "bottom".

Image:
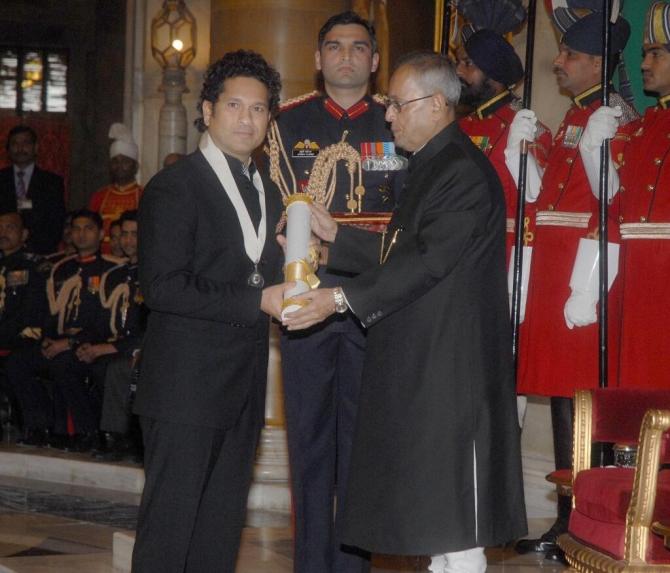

{"left": 579, "top": 105, "right": 621, "bottom": 201}
{"left": 564, "top": 238, "right": 620, "bottom": 329}
{"left": 504, "top": 109, "right": 543, "bottom": 202}
{"left": 508, "top": 245, "right": 533, "bottom": 324}
{"left": 507, "top": 109, "right": 537, "bottom": 149}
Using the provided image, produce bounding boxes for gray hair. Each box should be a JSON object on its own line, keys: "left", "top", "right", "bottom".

{"left": 395, "top": 51, "right": 461, "bottom": 107}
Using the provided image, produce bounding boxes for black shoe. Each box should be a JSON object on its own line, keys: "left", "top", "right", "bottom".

{"left": 47, "top": 433, "right": 71, "bottom": 450}
{"left": 544, "top": 546, "right": 568, "bottom": 565}
{"left": 515, "top": 531, "right": 558, "bottom": 554}
{"left": 16, "top": 428, "right": 47, "bottom": 448}
{"left": 91, "top": 431, "right": 119, "bottom": 457}
{"left": 67, "top": 432, "right": 97, "bottom": 453}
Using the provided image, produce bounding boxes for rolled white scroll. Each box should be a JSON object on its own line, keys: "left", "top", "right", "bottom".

{"left": 281, "top": 193, "right": 320, "bottom": 319}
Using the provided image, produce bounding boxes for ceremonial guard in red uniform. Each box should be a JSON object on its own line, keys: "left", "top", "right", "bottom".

{"left": 268, "top": 12, "right": 401, "bottom": 573}
{"left": 455, "top": 21, "right": 552, "bottom": 270}
{"left": 614, "top": 1, "right": 670, "bottom": 390}
{"left": 88, "top": 124, "right": 142, "bottom": 254}
{"left": 515, "top": 11, "right": 637, "bottom": 562}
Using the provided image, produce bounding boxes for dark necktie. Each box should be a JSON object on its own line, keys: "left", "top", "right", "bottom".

{"left": 239, "top": 162, "right": 262, "bottom": 232}
{"left": 16, "top": 170, "right": 27, "bottom": 200}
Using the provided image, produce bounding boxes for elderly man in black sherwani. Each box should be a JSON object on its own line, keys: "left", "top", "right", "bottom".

{"left": 283, "top": 51, "right": 527, "bottom": 573}
{"left": 132, "top": 51, "right": 287, "bottom": 573}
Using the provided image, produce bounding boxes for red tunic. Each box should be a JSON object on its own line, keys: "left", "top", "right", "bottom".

{"left": 459, "top": 91, "right": 552, "bottom": 265}
{"left": 518, "top": 87, "right": 637, "bottom": 397}
{"left": 88, "top": 182, "right": 143, "bottom": 254}
{"left": 616, "top": 99, "right": 670, "bottom": 390}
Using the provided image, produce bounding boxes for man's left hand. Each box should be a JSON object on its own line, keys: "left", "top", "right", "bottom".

{"left": 282, "top": 288, "right": 337, "bottom": 331}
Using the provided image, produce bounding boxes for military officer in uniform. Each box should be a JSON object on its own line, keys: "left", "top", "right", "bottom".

{"left": 7, "top": 209, "right": 119, "bottom": 449}
{"left": 95, "top": 210, "right": 146, "bottom": 461}
{"left": 269, "top": 11, "right": 401, "bottom": 573}
{"left": 456, "top": 29, "right": 552, "bottom": 268}
{"left": 0, "top": 211, "right": 48, "bottom": 349}
{"left": 515, "top": 12, "right": 637, "bottom": 561}
{"left": 0, "top": 211, "right": 48, "bottom": 437}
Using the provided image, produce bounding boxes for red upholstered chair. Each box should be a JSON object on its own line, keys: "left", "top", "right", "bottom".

{"left": 558, "top": 388, "right": 670, "bottom": 571}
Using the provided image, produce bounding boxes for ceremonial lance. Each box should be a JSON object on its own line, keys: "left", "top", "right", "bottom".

{"left": 510, "top": 0, "right": 537, "bottom": 374}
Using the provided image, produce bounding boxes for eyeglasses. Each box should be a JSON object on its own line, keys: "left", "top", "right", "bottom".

{"left": 383, "top": 94, "right": 435, "bottom": 114}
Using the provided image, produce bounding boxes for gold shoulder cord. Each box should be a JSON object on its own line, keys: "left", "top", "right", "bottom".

{"left": 46, "top": 255, "right": 83, "bottom": 335}
{"left": 267, "top": 121, "right": 365, "bottom": 212}
{"left": 100, "top": 264, "right": 130, "bottom": 338}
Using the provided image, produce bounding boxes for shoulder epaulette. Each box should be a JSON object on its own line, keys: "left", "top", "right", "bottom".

{"left": 371, "top": 93, "right": 387, "bottom": 106}
{"left": 278, "top": 91, "right": 320, "bottom": 112}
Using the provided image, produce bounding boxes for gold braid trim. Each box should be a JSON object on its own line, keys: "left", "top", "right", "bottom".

{"left": 278, "top": 90, "right": 319, "bottom": 111}
{"left": 371, "top": 92, "right": 386, "bottom": 106}
{"left": 100, "top": 263, "right": 130, "bottom": 338}
{"left": 267, "top": 119, "right": 298, "bottom": 200}
{"left": 46, "top": 254, "right": 77, "bottom": 315}
{"left": 57, "top": 275, "right": 82, "bottom": 336}
{"left": 266, "top": 99, "right": 364, "bottom": 212}
{"left": 46, "top": 254, "right": 84, "bottom": 335}
{"left": 306, "top": 131, "right": 362, "bottom": 211}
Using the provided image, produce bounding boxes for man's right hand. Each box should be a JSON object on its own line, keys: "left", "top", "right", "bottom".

{"left": 41, "top": 337, "right": 69, "bottom": 360}
{"left": 261, "top": 282, "right": 295, "bottom": 321}
{"left": 310, "top": 203, "right": 338, "bottom": 243}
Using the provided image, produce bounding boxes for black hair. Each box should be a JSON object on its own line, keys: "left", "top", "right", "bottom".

{"left": 109, "top": 219, "right": 122, "bottom": 231}
{"left": 119, "top": 210, "right": 138, "bottom": 225}
{"left": 318, "top": 11, "right": 378, "bottom": 53}
{"left": 195, "top": 50, "right": 281, "bottom": 132}
{"left": 6, "top": 125, "right": 37, "bottom": 150}
{"left": 70, "top": 209, "right": 103, "bottom": 230}
{"left": 0, "top": 210, "right": 27, "bottom": 228}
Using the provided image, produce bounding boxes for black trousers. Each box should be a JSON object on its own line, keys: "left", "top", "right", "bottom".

{"left": 550, "top": 396, "right": 574, "bottom": 530}
{"left": 100, "top": 354, "right": 133, "bottom": 434}
{"left": 7, "top": 344, "right": 107, "bottom": 433}
{"left": 131, "top": 396, "right": 262, "bottom": 573}
{"left": 281, "top": 322, "right": 370, "bottom": 573}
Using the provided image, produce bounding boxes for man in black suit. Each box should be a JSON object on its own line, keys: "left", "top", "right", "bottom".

{"left": 284, "top": 52, "right": 526, "bottom": 573}
{"left": 132, "top": 50, "right": 287, "bottom": 573}
{"left": 0, "top": 126, "right": 66, "bottom": 254}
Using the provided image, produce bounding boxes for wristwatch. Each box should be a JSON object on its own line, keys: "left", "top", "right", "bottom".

{"left": 332, "top": 287, "right": 348, "bottom": 314}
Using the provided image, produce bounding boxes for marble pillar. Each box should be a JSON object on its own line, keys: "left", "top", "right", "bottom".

{"left": 157, "top": 67, "right": 189, "bottom": 165}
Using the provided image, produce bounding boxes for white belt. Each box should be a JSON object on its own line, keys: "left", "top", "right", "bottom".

{"left": 620, "top": 222, "right": 670, "bottom": 240}
{"left": 536, "top": 210, "right": 591, "bottom": 229}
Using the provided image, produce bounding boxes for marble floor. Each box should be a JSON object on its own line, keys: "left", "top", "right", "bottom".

{"left": 0, "top": 440, "right": 569, "bottom": 572}
{"left": 0, "top": 489, "right": 569, "bottom": 572}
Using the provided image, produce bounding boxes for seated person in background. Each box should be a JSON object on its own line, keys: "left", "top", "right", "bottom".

{"left": 88, "top": 123, "right": 142, "bottom": 254}
{"left": 94, "top": 210, "right": 146, "bottom": 462}
{"left": 0, "top": 211, "right": 48, "bottom": 350}
{"left": 7, "top": 209, "right": 120, "bottom": 450}
{"left": 0, "top": 126, "right": 66, "bottom": 255}
{"left": 0, "top": 211, "right": 49, "bottom": 437}
{"left": 107, "top": 219, "right": 125, "bottom": 259}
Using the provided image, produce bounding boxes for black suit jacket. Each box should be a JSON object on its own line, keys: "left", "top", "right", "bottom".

{"left": 0, "top": 165, "right": 66, "bottom": 254}
{"left": 135, "top": 149, "right": 283, "bottom": 430}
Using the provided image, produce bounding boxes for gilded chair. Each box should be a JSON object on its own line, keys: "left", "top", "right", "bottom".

{"left": 558, "top": 388, "right": 670, "bottom": 571}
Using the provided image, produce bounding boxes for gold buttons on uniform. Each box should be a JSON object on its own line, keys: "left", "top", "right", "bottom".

{"left": 655, "top": 158, "right": 662, "bottom": 165}
{"left": 566, "top": 157, "right": 573, "bottom": 164}
{"left": 558, "top": 183, "right": 564, "bottom": 189}
{"left": 648, "top": 184, "right": 655, "bottom": 192}
{"left": 618, "top": 215, "right": 624, "bottom": 223}
{"left": 548, "top": 204, "right": 555, "bottom": 211}
{"left": 641, "top": 216, "right": 647, "bottom": 222}
{"left": 620, "top": 186, "right": 625, "bottom": 192}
